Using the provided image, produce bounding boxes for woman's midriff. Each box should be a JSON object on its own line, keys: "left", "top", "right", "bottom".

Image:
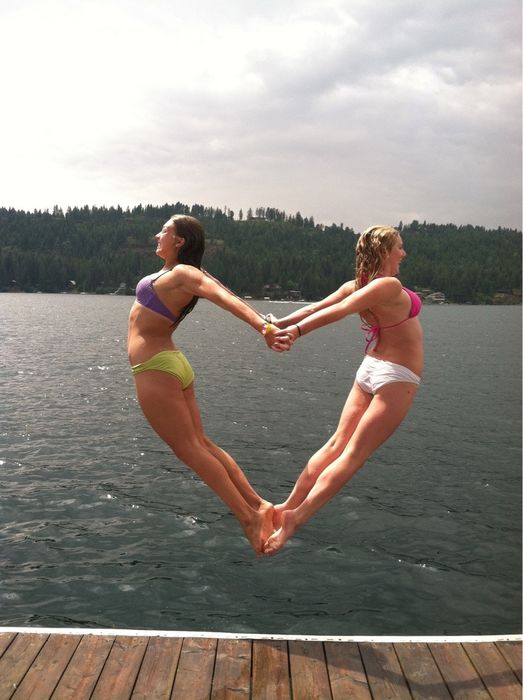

{"left": 365, "top": 320, "right": 424, "bottom": 376}
{"left": 128, "top": 303, "right": 178, "bottom": 365}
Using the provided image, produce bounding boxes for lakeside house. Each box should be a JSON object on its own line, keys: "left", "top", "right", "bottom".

{"left": 493, "top": 288, "right": 522, "bottom": 304}
{"left": 423, "top": 291, "right": 446, "bottom": 303}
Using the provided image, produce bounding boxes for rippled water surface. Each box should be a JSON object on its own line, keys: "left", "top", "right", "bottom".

{"left": 0, "top": 294, "right": 521, "bottom": 634}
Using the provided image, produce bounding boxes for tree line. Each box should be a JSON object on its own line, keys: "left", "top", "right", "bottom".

{"left": 0, "top": 203, "right": 520, "bottom": 303}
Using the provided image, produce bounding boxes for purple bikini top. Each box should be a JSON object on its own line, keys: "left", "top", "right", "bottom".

{"left": 361, "top": 279, "right": 422, "bottom": 352}
{"left": 135, "top": 270, "right": 179, "bottom": 324}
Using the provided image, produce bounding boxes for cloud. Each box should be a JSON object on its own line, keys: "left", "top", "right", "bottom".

{"left": 0, "top": 0, "right": 520, "bottom": 231}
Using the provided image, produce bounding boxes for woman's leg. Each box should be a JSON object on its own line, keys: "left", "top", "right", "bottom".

{"left": 264, "top": 382, "right": 418, "bottom": 554}
{"left": 134, "top": 371, "right": 272, "bottom": 554}
{"left": 273, "top": 382, "right": 372, "bottom": 526}
{"left": 182, "top": 384, "right": 270, "bottom": 512}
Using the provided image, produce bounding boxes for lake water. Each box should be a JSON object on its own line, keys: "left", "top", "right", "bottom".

{"left": 0, "top": 294, "right": 521, "bottom": 635}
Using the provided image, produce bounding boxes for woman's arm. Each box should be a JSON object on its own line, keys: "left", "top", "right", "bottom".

{"left": 273, "top": 281, "right": 356, "bottom": 328}
{"left": 174, "top": 265, "right": 289, "bottom": 348}
{"left": 277, "top": 277, "right": 403, "bottom": 342}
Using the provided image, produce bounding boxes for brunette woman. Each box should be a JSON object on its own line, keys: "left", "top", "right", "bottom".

{"left": 128, "top": 215, "right": 287, "bottom": 554}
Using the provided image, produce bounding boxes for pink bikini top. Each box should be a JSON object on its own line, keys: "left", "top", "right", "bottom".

{"left": 135, "top": 269, "right": 179, "bottom": 324}
{"left": 361, "top": 281, "right": 422, "bottom": 353}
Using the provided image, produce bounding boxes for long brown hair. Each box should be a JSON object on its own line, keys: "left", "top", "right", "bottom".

{"left": 169, "top": 215, "right": 205, "bottom": 324}
{"left": 355, "top": 225, "right": 400, "bottom": 289}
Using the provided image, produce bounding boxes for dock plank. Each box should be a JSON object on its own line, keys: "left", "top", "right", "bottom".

{"left": 90, "top": 635, "right": 149, "bottom": 700}
{"left": 11, "top": 634, "right": 82, "bottom": 700}
{"left": 289, "top": 639, "right": 332, "bottom": 699}
{"left": 211, "top": 638, "right": 251, "bottom": 699}
{"left": 131, "top": 636, "right": 182, "bottom": 700}
{"left": 0, "top": 632, "right": 48, "bottom": 700}
{"left": 252, "top": 639, "right": 291, "bottom": 700}
{"left": 0, "top": 633, "right": 15, "bottom": 659}
{"left": 462, "top": 641, "right": 521, "bottom": 700}
{"left": 171, "top": 636, "right": 217, "bottom": 700}
{"left": 324, "top": 640, "right": 371, "bottom": 700}
{"left": 358, "top": 642, "right": 412, "bottom": 699}
{"left": 496, "top": 641, "right": 522, "bottom": 683}
{"left": 51, "top": 634, "right": 115, "bottom": 700}
{"left": 429, "top": 642, "right": 490, "bottom": 700}
{"left": 394, "top": 642, "right": 451, "bottom": 700}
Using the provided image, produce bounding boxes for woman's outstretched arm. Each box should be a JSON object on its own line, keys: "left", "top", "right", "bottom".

{"left": 276, "top": 277, "right": 403, "bottom": 341}
{"left": 174, "top": 265, "right": 290, "bottom": 349}
{"left": 270, "top": 281, "right": 356, "bottom": 328}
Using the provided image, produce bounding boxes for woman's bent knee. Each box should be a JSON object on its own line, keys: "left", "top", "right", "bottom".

{"left": 167, "top": 436, "right": 204, "bottom": 464}
{"left": 201, "top": 434, "right": 217, "bottom": 452}
{"left": 324, "top": 431, "right": 349, "bottom": 457}
{"left": 340, "top": 443, "right": 367, "bottom": 469}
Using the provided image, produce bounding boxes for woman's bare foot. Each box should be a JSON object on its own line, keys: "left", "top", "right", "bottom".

{"left": 242, "top": 502, "right": 275, "bottom": 555}
{"left": 272, "top": 503, "right": 287, "bottom": 530}
{"left": 263, "top": 510, "right": 297, "bottom": 555}
{"left": 258, "top": 499, "right": 275, "bottom": 546}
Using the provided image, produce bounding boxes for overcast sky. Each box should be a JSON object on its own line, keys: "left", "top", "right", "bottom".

{"left": 1, "top": 0, "right": 521, "bottom": 232}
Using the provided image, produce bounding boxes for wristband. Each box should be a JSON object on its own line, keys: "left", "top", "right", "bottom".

{"left": 295, "top": 324, "right": 302, "bottom": 336}
{"left": 261, "top": 322, "right": 275, "bottom": 336}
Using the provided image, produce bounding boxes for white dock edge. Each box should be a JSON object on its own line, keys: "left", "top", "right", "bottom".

{"left": 1, "top": 627, "right": 521, "bottom": 644}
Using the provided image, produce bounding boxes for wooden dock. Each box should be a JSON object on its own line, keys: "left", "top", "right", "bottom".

{"left": 0, "top": 629, "right": 520, "bottom": 699}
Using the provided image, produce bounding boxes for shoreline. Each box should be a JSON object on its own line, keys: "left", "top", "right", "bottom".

{"left": 1, "top": 291, "right": 520, "bottom": 305}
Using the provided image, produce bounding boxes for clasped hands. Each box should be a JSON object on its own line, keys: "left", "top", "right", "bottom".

{"left": 262, "top": 316, "right": 300, "bottom": 353}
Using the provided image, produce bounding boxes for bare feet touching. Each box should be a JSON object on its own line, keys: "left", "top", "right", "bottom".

{"left": 241, "top": 501, "right": 298, "bottom": 556}
{"left": 263, "top": 510, "right": 297, "bottom": 555}
{"left": 242, "top": 500, "right": 275, "bottom": 555}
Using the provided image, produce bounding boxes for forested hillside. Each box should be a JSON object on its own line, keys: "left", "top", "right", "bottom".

{"left": 0, "top": 203, "right": 520, "bottom": 303}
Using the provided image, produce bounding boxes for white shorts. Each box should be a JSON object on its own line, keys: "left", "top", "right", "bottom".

{"left": 356, "top": 355, "right": 421, "bottom": 395}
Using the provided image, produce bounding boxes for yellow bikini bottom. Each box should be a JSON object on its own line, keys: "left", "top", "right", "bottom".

{"left": 131, "top": 350, "right": 194, "bottom": 390}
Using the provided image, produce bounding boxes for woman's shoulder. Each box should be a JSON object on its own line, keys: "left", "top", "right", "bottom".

{"left": 168, "top": 264, "right": 202, "bottom": 283}
{"left": 171, "top": 263, "right": 194, "bottom": 273}
{"left": 371, "top": 277, "right": 403, "bottom": 294}
{"left": 367, "top": 276, "right": 402, "bottom": 292}
{"left": 363, "top": 276, "right": 403, "bottom": 307}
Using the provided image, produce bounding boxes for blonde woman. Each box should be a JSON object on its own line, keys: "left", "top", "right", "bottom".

{"left": 264, "top": 226, "right": 423, "bottom": 554}
{"left": 128, "top": 214, "right": 288, "bottom": 555}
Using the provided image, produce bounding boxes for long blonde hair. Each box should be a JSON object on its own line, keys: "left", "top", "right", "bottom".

{"left": 355, "top": 225, "right": 400, "bottom": 289}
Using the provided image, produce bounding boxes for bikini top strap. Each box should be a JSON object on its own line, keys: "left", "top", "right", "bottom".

{"left": 152, "top": 267, "right": 174, "bottom": 282}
